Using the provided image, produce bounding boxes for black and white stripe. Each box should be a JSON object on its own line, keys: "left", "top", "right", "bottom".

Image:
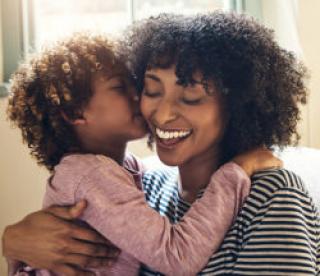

{"left": 139, "top": 168, "right": 320, "bottom": 275}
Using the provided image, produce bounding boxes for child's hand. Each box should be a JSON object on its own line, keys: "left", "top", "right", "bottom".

{"left": 233, "top": 148, "right": 283, "bottom": 176}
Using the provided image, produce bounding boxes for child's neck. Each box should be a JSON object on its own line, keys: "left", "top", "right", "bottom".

{"left": 80, "top": 139, "right": 127, "bottom": 165}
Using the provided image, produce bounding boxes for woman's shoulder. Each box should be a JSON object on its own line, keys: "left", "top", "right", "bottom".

{"left": 218, "top": 168, "right": 320, "bottom": 276}
{"left": 250, "top": 168, "right": 315, "bottom": 203}
{"left": 252, "top": 168, "right": 307, "bottom": 191}
{"left": 226, "top": 168, "right": 320, "bottom": 251}
{"left": 243, "top": 168, "right": 320, "bottom": 220}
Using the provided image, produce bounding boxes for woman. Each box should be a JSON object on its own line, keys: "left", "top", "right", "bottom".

{"left": 3, "top": 12, "right": 319, "bottom": 275}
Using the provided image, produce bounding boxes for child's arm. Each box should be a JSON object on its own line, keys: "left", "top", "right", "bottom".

{"left": 49, "top": 154, "right": 250, "bottom": 276}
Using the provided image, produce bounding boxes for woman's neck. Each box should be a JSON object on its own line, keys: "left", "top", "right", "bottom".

{"left": 178, "top": 147, "right": 220, "bottom": 204}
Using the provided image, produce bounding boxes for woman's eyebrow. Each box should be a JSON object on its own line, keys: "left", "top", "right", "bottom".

{"left": 145, "top": 73, "right": 161, "bottom": 82}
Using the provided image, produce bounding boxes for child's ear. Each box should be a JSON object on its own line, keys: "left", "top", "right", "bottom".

{"left": 61, "top": 111, "right": 86, "bottom": 125}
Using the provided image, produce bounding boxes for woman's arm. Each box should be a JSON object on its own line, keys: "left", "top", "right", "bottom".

{"left": 2, "top": 201, "right": 120, "bottom": 276}
{"left": 232, "top": 169, "right": 320, "bottom": 276}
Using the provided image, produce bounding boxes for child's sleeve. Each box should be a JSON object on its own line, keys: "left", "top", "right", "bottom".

{"left": 124, "top": 152, "right": 147, "bottom": 174}
{"left": 73, "top": 155, "right": 251, "bottom": 276}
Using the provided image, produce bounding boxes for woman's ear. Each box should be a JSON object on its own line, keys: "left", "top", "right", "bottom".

{"left": 61, "top": 111, "right": 86, "bottom": 126}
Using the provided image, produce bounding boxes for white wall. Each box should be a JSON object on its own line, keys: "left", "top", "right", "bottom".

{"left": 0, "top": 1, "right": 3, "bottom": 83}
{"left": 262, "top": 0, "right": 320, "bottom": 148}
{"left": 298, "top": 1, "right": 320, "bottom": 148}
{"left": 0, "top": 98, "right": 49, "bottom": 274}
{"left": 0, "top": 0, "right": 50, "bottom": 256}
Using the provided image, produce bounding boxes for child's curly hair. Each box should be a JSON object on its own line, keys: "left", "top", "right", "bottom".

{"left": 7, "top": 33, "right": 126, "bottom": 171}
{"left": 121, "top": 12, "right": 308, "bottom": 163}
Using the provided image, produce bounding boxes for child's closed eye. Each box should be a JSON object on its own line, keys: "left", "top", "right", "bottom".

{"left": 110, "top": 81, "right": 127, "bottom": 93}
{"left": 112, "top": 85, "right": 126, "bottom": 91}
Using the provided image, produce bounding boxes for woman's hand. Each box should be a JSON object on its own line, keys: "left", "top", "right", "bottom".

{"left": 233, "top": 147, "right": 283, "bottom": 176}
{"left": 2, "top": 200, "right": 120, "bottom": 276}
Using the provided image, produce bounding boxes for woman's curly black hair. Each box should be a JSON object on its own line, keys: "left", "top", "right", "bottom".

{"left": 7, "top": 33, "right": 126, "bottom": 171}
{"left": 121, "top": 12, "right": 308, "bottom": 163}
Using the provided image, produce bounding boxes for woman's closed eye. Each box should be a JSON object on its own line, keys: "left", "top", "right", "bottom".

{"left": 143, "top": 89, "right": 203, "bottom": 105}
{"left": 181, "top": 97, "right": 202, "bottom": 105}
{"left": 143, "top": 89, "right": 161, "bottom": 98}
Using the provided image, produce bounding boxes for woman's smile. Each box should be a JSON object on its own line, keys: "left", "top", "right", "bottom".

{"left": 153, "top": 126, "right": 193, "bottom": 149}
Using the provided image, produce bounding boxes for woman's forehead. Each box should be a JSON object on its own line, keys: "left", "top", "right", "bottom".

{"left": 144, "top": 67, "right": 216, "bottom": 94}
{"left": 145, "top": 67, "right": 204, "bottom": 82}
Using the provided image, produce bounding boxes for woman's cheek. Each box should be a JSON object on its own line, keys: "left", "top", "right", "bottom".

{"left": 140, "top": 96, "right": 151, "bottom": 119}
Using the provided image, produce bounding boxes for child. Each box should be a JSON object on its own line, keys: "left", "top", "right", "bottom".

{"left": 7, "top": 33, "right": 281, "bottom": 276}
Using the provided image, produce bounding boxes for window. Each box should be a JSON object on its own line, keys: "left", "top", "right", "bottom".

{"left": 1, "top": 0, "right": 248, "bottom": 97}
{"left": 33, "top": 0, "right": 227, "bottom": 48}
{"left": 33, "top": 0, "right": 130, "bottom": 47}
{"left": 134, "top": 0, "right": 225, "bottom": 20}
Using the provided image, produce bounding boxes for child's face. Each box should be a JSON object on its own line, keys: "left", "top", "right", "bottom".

{"left": 81, "top": 72, "right": 147, "bottom": 145}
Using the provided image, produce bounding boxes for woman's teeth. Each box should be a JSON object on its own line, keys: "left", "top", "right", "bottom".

{"left": 155, "top": 128, "right": 192, "bottom": 139}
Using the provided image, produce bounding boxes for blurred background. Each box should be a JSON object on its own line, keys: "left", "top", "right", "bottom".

{"left": 0, "top": 0, "right": 319, "bottom": 274}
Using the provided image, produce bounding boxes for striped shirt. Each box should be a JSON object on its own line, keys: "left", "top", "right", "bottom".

{"left": 139, "top": 168, "right": 320, "bottom": 275}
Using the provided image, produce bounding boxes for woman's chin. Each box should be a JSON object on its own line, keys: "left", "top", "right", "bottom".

{"left": 156, "top": 147, "right": 184, "bottom": 167}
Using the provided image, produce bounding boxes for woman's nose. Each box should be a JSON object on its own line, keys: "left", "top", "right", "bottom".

{"left": 152, "top": 100, "right": 178, "bottom": 126}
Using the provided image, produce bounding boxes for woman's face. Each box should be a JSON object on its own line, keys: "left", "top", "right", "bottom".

{"left": 140, "top": 65, "right": 226, "bottom": 166}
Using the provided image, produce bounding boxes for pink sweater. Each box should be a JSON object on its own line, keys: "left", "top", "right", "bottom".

{"left": 10, "top": 153, "right": 251, "bottom": 276}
